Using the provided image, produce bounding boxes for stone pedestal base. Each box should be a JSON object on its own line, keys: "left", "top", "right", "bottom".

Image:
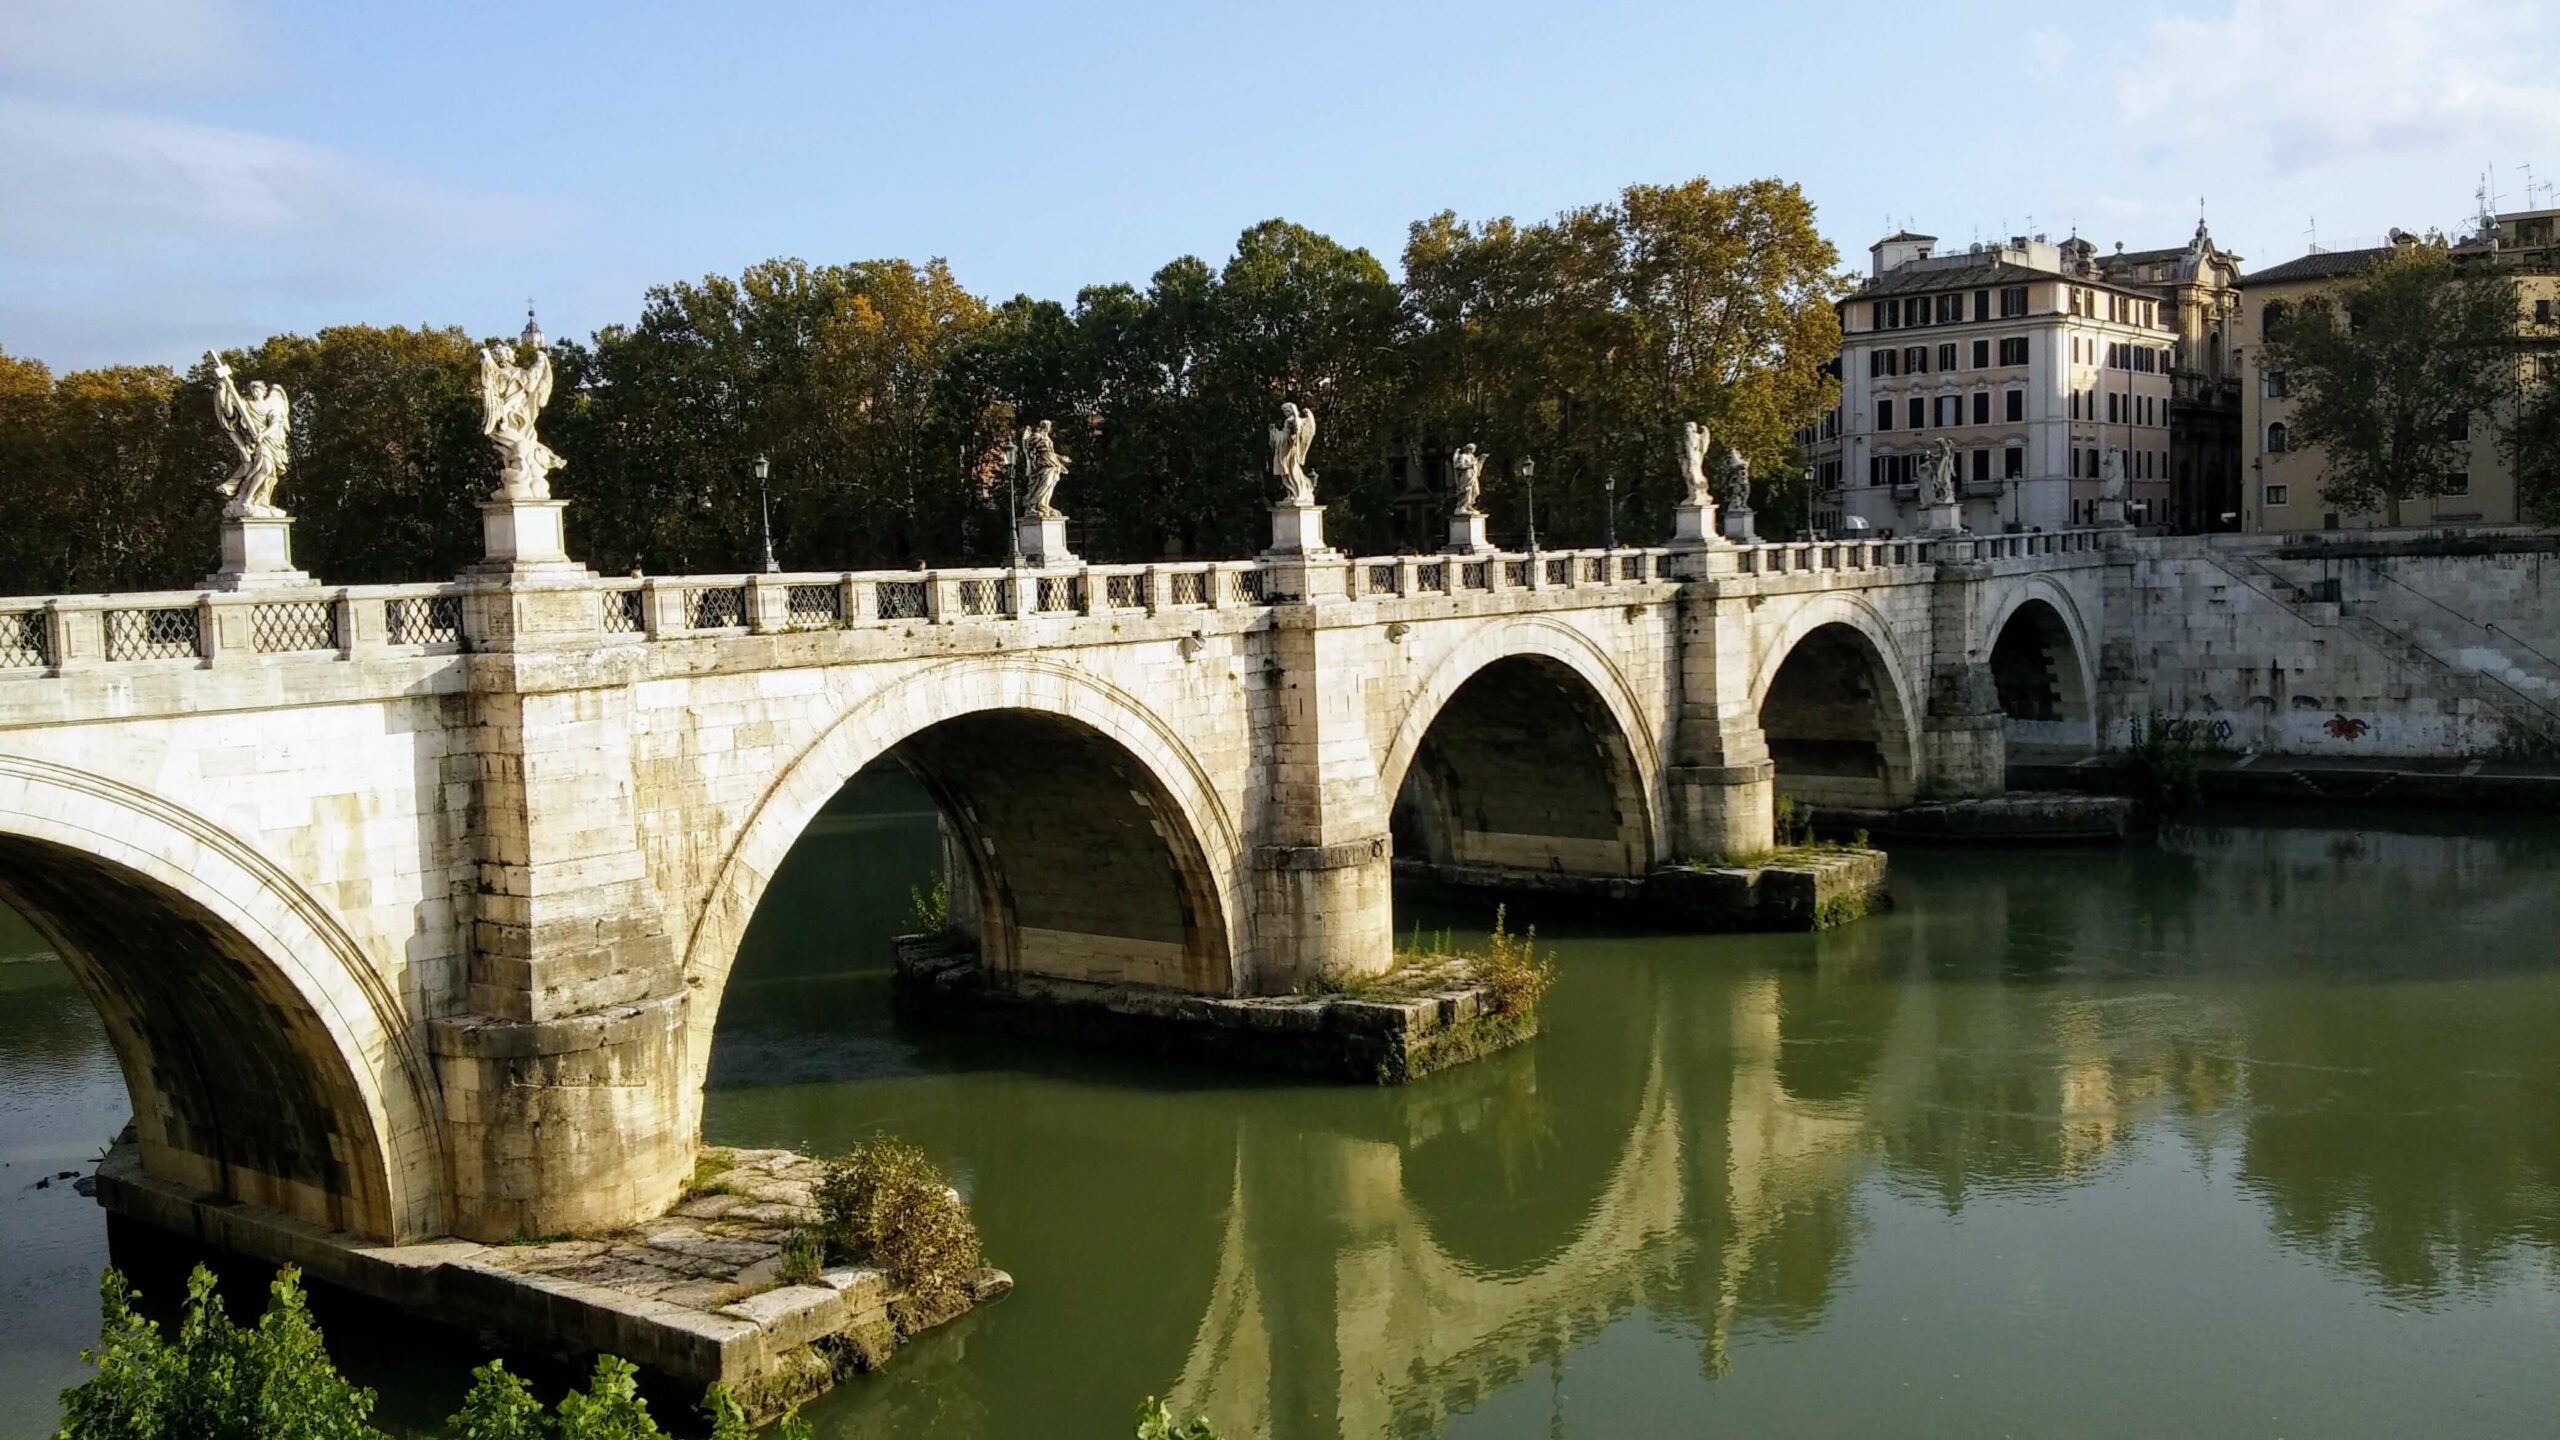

{"left": 1917, "top": 502, "right": 1966, "bottom": 535}
{"left": 1269, "top": 502, "right": 1328, "bottom": 555}
{"left": 1670, "top": 501, "right": 1720, "bottom": 547}
{"left": 204, "top": 514, "right": 314, "bottom": 591}
{"left": 2097, "top": 497, "right": 2130, "bottom": 529}
{"left": 1444, "top": 511, "right": 1491, "bottom": 553}
{"left": 1721, "top": 505, "right": 1757, "bottom": 544}
{"left": 1016, "top": 513, "right": 1075, "bottom": 567}
{"left": 480, "top": 498, "right": 571, "bottom": 567}
{"left": 1249, "top": 836, "right": 1394, "bottom": 992}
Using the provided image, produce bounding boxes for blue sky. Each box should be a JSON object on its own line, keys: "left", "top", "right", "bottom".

{"left": 4, "top": 0, "right": 2557, "bottom": 370}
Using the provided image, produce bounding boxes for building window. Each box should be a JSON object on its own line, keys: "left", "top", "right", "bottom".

{"left": 2003, "top": 446, "right": 2024, "bottom": 479}
{"left": 1937, "top": 342, "right": 1957, "bottom": 372}
{"left": 2107, "top": 392, "right": 2121, "bottom": 423}
{"left": 1972, "top": 448, "right": 1991, "bottom": 482}
{"left": 2445, "top": 470, "right": 2471, "bottom": 496}
{"left": 2448, "top": 412, "right": 2470, "bottom": 442}
{"left": 2005, "top": 388, "right": 2023, "bottom": 422}
{"left": 2000, "top": 285, "right": 2029, "bottom": 317}
{"left": 2537, "top": 299, "right": 2554, "bottom": 325}
{"left": 1906, "top": 345, "right": 1929, "bottom": 374}
{"left": 2263, "top": 370, "right": 2287, "bottom": 398}
{"left": 1936, "top": 394, "right": 1959, "bottom": 427}
{"left": 1972, "top": 391, "right": 1990, "bottom": 425}
{"left": 2262, "top": 300, "right": 2289, "bottom": 337}
{"left": 1971, "top": 338, "right": 1991, "bottom": 369}
{"left": 1868, "top": 349, "right": 1888, "bottom": 378}
{"left": 1974, "top": 289, "right": 1992, "bottom": 321}
{"left": 2264, "top": 483, "right": 2289, "bottom": 506}
{"left": 1877, "top": 400, "right": 1894, "bottom": 431}
{"left": 2070, "top": 446, "right": 2082, "bottom": 477}
{"left": 1998, "top": 336, "right": 2028, "bottom": 365}
{"left": 1938, "top": 294, "right": 1963, "bottom": 324}
{"left": 1908, "top": 397, "right": 1926, "bottom": 430}
{"left": 2266, "top": 421, "right": 2290, "bottom": 453}
{"left": 2070, "top": 390, "right": 2081, "bottom": 419}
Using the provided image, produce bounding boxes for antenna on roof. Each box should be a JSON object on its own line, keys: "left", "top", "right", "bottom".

{"left": 2305, "top": 215, "right": 2319, "bottom": 254}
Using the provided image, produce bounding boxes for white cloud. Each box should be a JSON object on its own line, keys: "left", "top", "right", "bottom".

{"left": 0, "top": 0, "right": 252, "bottom": 94}
{"left": 0, "top": 97, "right": 568, "bottom": 366}
{"left": 2116, "top": 0, "right": 2560, "bottom": 173}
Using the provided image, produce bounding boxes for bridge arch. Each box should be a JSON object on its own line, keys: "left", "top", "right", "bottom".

{"left": 681, "top": 657, "right": 1245, "bottom": 1095}
{"left": 1982, "top": 575, "right": 2099, "bottom": 748}
{"left": 0, "top": 756, "right": 444, "bottom": 1242}
{"left": 1381, "top": 619, "right": 1662, "bottom": 879}
{"left": 1749, "top": 595, "right": 1924, "bottom": 810}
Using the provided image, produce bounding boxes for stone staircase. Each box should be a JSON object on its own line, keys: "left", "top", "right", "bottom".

{"left": 2212, "top": 550, "right": 2560, "bottom": 755}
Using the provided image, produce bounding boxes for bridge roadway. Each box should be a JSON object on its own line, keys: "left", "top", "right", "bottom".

{"left": 0, "top": 527, "right": 2115, "bottom": 1244}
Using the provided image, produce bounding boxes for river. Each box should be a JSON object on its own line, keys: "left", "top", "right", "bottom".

{"left": 6, "top": 781, "right": 2560, "bottom": 1436}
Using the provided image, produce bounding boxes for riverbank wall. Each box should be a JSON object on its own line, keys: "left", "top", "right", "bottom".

{"left": 2109, "top": 530, "right": 2560, "bottom": 759}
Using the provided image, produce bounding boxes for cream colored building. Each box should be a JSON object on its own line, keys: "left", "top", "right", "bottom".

{"left": 2236, "top": 212, "right": 2560, "bottom": 532}
{"left": 1810, "top": 230, "right": 2179, "bottom": 535}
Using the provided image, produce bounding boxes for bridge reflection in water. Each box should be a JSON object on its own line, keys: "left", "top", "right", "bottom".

{"left": 693, "top": 799, "right": 2560, "bottom": 1440}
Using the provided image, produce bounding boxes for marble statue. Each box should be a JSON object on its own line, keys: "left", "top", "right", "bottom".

{"left": 2099, "top": 448, "right": 2125, "bottom": 501}
{"left": 479, "top": 343, "right": 564, "bottom": 500}
{"left": 1716, "top": 447, "right": 1750, "bottom": 509}
{"left": 1023, "top": 420, "right": 1070, "bottom": 516}
{"left": 208, "top": 355, "right": 291, "bottom": 518}
{"left": 1927, "top": 437, "right": 1960, "bottom": 507}
{"left": 1269, "top": 402, "right": 1318, "bottom": 506}
{"left": 1450, "top": 443, "right": 1485, "bottom": 516}
{"left": 1677, "top": 420, "right": 1713, "bottom": 508}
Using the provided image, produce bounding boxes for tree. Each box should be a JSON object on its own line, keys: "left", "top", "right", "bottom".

{"left": 2257, "top": 245, "right": 2521, "bottom": 526}
{"left": 58, "top": 1265, "right": 382, "bottom": 1440}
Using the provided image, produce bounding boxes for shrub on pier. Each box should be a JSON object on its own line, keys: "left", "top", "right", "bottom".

{"left": 815, "top": 1136, "right": 986, "bottom": 1330}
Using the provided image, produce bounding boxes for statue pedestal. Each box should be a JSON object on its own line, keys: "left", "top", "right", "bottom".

{"left": 204, "top": 514, "right": 314, "bottom": 591}
{"left": 2096, "top": 497, "right": 2130, "bottom": 529}
{"left": 1016, "top": 513, "right": 1075, "bottom": 567}
{"left": 480, "top": 497, "right": 572, "bottom": 568}
{"left": 1720, "top": 505, "right": 1757, "bottom": 544}
{"left": 1917, "top": 501, "right": 1966, "bottom": 536}
{"left": 1444, "top": 512, "right": 1491, "bottom": 554}
{"left": 1670, "top": 502, "right": 1720, "bottom": 547}
{"left": 1268, "top": 502, "right": 1329, "bottom": 556}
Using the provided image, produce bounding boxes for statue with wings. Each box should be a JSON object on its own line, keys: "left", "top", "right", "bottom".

{"left": 1269, "top": 402, "right": 1318, "bottom": 506}
{"left": 207, "top": 354, "right": 292, "bottom": 518}
{"left": 479, "top": 343, "right": 565, "bottom": 501}
{"left": 1677, "top": 420, "right": 1713, "bottom": 510}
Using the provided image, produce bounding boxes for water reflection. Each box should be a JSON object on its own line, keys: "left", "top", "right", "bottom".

{"left": 2, "top": 803, "right": 2559, "bottom": 1436}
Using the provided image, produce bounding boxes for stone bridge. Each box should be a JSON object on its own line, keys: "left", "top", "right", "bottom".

{"left": 0, "top": 524, "right": 2116, "bottom": 1246}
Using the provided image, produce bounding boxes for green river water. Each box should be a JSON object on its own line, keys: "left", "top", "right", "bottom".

{"left": 6, "top": 782, "right": 2560, "bottom": 1436}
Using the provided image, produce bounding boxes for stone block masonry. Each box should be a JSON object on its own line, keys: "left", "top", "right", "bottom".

{"left": 16, "top": 524, "right": 2547, "bottom": 1283}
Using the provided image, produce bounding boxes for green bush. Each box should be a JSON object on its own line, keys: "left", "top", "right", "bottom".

{"left": 1476, "top": 906, "right": 1555, "bottom": 1018}
{"left": 775, "top": 1227, "right": 826, "bottom": 1286}
{"left": 2124, "top": 711, "right": 2206, "bottom": 819}
{"left": 1135, "top": 1396, "right": 1224, "bottom": 1439}
{"left": 906, "top": 875, "right": 950, "bottom": 935}
{"left": 61, "top": 1265, "right": 814, "bottom": 1440}
{"left": 815, "top": 1137, "right": 985, "bottom": 1329}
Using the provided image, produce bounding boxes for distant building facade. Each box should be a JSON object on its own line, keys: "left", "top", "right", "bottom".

{"left": 2097, "top": 221, "right": 2245, "bottom": 532}
{"left": 1808, "top": 231, "right": 2180, "bottom": 535}
{"left": 2235, "top": 211, "right": 2560, "bottom": 533}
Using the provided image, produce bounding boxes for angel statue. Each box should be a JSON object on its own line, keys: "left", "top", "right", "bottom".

{"left": 479, "top": 343, "right": 565, "bottom": 500}
{"left": 1449, "top": 443, "right": 1485, "bottom": 517}
{"left": 1927, "top": 436, "right": 1961, "bottom": 507}
{"left": 1023, "top": 419, "right": 1071, "bottom": 516}
{"left": 1268, "top": 401, "right": 1318, "bottom": 507}
{"left": 207, "top": 354, "right": 291, "bottom": 518}
{"left": 2098, "top": 447, "right": 2126, "bottom": 501}
{"left": 1677, "top": 420, "right": 1714, "bottom": 509}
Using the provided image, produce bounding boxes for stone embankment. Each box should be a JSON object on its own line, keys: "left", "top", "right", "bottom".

{"left": 96, "top": 1141, "right": 1007, "bottom": 1419}
{"left": 893, "top": 935, "right": 1536, "bottom": 1083}
{"left": 1396, "top": 849, "right": 1892, "bottom": 931}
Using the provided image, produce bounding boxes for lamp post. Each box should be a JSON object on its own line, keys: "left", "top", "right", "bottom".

{"left": 1518, "top": 457, "right": 1538, "bottom": 553}
{"left": 1602, "top": 469, "right": 1618, "bottom": 551}
{"left": 754, "top": 453, "right": 778, "bottom": 574}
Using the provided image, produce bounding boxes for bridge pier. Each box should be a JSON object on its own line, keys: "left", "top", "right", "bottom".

{"left": 1252, "top": 589, "right": 1397, "bottom": 991}
{"left": 437, "top": 569, "right": 693, "bottom": 1240}
{"left": 1919, "top": 561, "right": 2007, "bottom": 800}
{"left": 1668, "top": 549, "right": 1777, "bottom": 860}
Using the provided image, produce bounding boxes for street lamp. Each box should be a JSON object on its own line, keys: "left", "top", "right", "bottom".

{"left": 1000, "top": 431, "right": 1024, "bottom": 570}
{"left": 1517, "top": 457, "right": 1538, "bottom": 553}
{"left": 754, "top": 453, "right": 778, "bottom": 574}
{"left": 1602, "top": 469, "right": 1618, "bottom": 551}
